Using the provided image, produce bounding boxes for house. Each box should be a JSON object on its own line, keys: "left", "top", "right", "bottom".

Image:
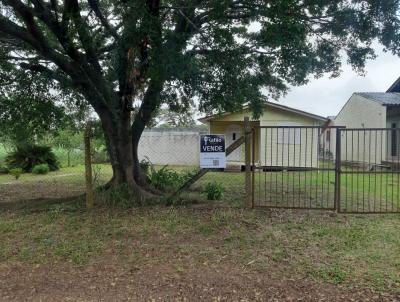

{"left": 199, "top": 102, "right": 327, "bottom": 168}
{"left": 330, "top": 76, "right": 400, "bottom": 166}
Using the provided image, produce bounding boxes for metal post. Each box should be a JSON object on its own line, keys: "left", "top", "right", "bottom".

{"left": 252, "top": 128, "right": 255, "bottom": 208}
{"left": 84, "top": 122, "right": 94, "bottom": 210}
{"left": 334, "top": 128, "right": 342, "bottom": 212}
{"left": 244, "top": 117, "right": 253, "bottom": 208}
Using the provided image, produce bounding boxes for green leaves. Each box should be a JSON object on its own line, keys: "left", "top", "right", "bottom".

{"left": 1, "top": 0, "right": 400, "bottom": 142}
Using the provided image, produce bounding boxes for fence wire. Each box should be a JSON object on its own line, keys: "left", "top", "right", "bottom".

{"left": 0, "top": 129, "right": 246, "bottom": 207}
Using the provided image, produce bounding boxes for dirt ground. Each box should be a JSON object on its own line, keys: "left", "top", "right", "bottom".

{"left": 0, "top": 258, "right": 399, "bottom": 301}
{"left": 0, "top": 202, "right": 399, "bottom": 301}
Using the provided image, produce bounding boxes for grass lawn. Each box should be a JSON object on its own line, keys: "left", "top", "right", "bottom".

{"left": 0, "top": 203, "right": 399, "bottom": 300}
{"left": 0, "top": 164, "right": 113, "bottom": 204}
{"left": 254, "top": 170, "right": 400, "bottom": 213}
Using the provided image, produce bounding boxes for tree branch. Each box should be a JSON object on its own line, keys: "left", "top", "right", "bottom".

{"left": 87, "top": 0, "right": 120, "bottom": 41}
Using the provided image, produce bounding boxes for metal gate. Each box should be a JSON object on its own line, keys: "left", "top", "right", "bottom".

{"left": 251, "top": 126, "right": 400, "bottom": 213}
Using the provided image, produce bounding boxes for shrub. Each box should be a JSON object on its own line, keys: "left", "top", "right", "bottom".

{"left": 9, "top": 168, "right": 23, "bottom": 180}
{"left": 5, "top": 144, "right": 59, "bottom": 172}
{"left": 204, "top": 182, "right": 224, "bottom": 200}
{"left": 32, "top": 163, "right": 50, "bottom": 175}
{"left": 139, "top": 157, "right": 151, "bottom": 175}
{"left": 148, "top": 165, "right": 183, "bottom": 191}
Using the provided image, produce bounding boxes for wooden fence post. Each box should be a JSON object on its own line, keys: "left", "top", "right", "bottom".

{"left": 244, "top": 116, "right": 253, "bottom": 208}
{"left": 84, "top": 122, "right": 94, "bottom": 210}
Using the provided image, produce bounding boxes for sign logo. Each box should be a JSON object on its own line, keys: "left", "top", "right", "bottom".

{"left": 200, "top": 135, "right": 226, "bottom": 168}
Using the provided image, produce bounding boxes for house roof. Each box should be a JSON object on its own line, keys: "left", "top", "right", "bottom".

{"left": 387, "top": 76, "right": 400, "bottom": 93}
{"left": 198, "top": 101, "right": 327, "bottom": 123}
{"left": 355, "top": 92, "right": 400, "bottom": 106}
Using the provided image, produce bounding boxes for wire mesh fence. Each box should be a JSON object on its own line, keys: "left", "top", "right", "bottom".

{"left": 0, "top": 128, "right": 246, "bottom": 207}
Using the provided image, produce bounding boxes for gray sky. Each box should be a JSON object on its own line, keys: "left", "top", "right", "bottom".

{"left": 274, "top": 47, "right": 400, "bottom": 118}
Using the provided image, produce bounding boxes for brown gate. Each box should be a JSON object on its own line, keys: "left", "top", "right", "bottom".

{"left": 250, "top": 126, "right": 400, "bottom": 213}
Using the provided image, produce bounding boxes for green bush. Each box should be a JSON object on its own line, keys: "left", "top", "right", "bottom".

{"left": 9, "top": 168, "right": 23, "bottom": 180}
{"left": 32, "top": 163, "right": 50, "bottom": 175}
{"left": 5, "top": 144, "right": 59, "bottom": 172}
{"left": 148, "top": 165, "right": 186, "bottom": 191}
{"left": 139, "top": 157, "right": 151, "bottom": 175}
{"left": 204, "top": 182, "right": 224, "bottom": 200}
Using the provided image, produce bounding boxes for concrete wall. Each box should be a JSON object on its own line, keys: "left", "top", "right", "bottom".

{"left": 332, "top": 93, "right": 387, "bottom": 164}
{"left": 138, "top": 128, "right": 206, "bottom": 166}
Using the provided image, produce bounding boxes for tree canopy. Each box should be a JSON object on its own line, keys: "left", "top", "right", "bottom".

{"left": 1, "top": 0, "right": 400, "bottom": 194}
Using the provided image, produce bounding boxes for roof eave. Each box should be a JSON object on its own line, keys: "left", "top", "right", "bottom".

{"left": 198, "top": 102, "right": 327, "bottom": 123}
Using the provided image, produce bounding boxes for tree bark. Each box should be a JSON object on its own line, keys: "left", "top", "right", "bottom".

{"left": 96, "top": 106, "right": 153, "bottom": 204}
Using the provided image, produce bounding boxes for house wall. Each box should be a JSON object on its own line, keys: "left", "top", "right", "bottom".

{"left": 138, "top": 128, "right": 207, "bottom": 166}
{"left": 258, "top": 107, "right": 321, "bottom": 167}
{"left": 332, "top": 93, "right": 387, "bottom": 164}
{"left": 208, "top": 105, "right": 324, "bottom": 167}
{"left": 209, "top": 121, "right": 260, "bottom": 162}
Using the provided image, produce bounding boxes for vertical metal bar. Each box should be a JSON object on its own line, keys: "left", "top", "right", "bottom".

{"left": 357, "top": 130, "right": 360, "bottom": 212}
{"left": 281, "top": 127, "right": 285, "bottom": 206}
{"left": 292, "top": 127, "right": 296, "bottom": 207}
{"left": 276, "top": 127, "right": 279, "bottom": 207}
{"left": 351, "top": 130, "right": 354, "bottom": 212}
{"left": 299, "top": 128, "right": 302, "bottom": 208}
{"left": 327, "top": 128, "right": 331, "bottom": 208}
{"left": 380, "top": 129, "right": 383, "bottom": 212}
{"left": 374, "top": 130, "right": 377, "bottom": 212}
{"left": 344, "top": 129, "right": 348, "bottom": 211}
{"left": 287, "top": 128, "right": 291, "bottom": 207}
{"left": 321, "top": 128, "right": 326, "bottom": 208}
{"left": 386, "top": 129, "right": 389, "bottom": 212}
{"left": 264, "top": 128, "right": 267, "bottom": 206}
{"left": 391, "top": 128, "right": 394, "bottom": 212}
{"left": 334, "top": 128, "right": 342, "bottom": 212}
{"left": 252, "top": 128, "right": 255, "bottom": 209}
{"left": 362, "top": 130, "right": 366, "bottom": 212}
{"left": 305, "top": 128, "right": 308, "bottom": 208}
{"left": 310, "top": 128, "right": 314, "bottom": 209}
{"left": 270, "top": 128, "right": 278, "bottom": 203}
{"left": 315, "top": 128, "right": 320, "bottom": 207}
{"left": 397, "top": 129, "right": 400, "bottom": 212}
{"left": 368, "top": 130, "right": 371, "bottom": 212}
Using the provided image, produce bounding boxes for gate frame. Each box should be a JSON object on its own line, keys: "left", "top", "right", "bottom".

{"left": 249, "top": 124, "right": 345, "bottom": 210}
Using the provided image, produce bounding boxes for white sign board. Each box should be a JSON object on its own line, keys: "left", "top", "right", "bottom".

{"left": 200, "top": 134, "right": 226, "bottom": 168}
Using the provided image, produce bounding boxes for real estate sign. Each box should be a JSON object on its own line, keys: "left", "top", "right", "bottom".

{"left": 200, "top": 134, "right": 226, "bottom": 168}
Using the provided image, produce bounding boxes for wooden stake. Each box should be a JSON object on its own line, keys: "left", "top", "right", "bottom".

{"left": 244, "top": 116, "right": 253, "bottom": 208}
{"left": 84, "top": 122, "right": 94, "bottom": 209}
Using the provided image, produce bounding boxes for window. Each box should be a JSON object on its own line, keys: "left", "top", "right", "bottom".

{"left": 232, "top": 133, "right": 236, "bottom": 141}
{"left": 277, "top": 122, "right": 301, "bottom": 144}
{"left": 326, "top": 130, "right": 331, "bottom": 142}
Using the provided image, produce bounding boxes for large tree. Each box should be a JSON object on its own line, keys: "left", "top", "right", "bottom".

{"left": 1, "top": 0, "right": 400, "bottom": 200}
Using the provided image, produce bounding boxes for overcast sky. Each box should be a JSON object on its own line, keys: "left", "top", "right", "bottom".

{"left": 274, "top": 47, "right": 400, "bottom": 118}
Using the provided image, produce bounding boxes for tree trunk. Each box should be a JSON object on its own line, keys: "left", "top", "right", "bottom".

{"left": 97, "top": 108, "right": 153, "bottom": 204}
